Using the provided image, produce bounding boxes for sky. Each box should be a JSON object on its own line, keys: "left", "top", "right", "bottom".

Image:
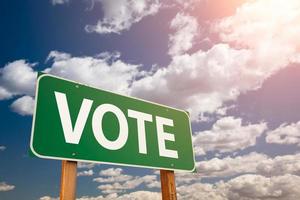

{"left": 1, "top": 0, "right": 300, "bottom": 199}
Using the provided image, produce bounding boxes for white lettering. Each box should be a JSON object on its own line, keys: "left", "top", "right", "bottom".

{"left": 128, "top": 109, "right": 153, "bottom": 154}
{"left": 156, "top": 116, "right": 178, "bottom": 159}
{"left": 92, "top": 104, "right": 128, "bottom": 150}
{"left": 54, "top": 91, "right": 93, "bottom": 144}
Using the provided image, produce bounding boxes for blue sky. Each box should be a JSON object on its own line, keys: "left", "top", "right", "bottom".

{"left": 1, "top": 0, "right": 300, "bottom": 199}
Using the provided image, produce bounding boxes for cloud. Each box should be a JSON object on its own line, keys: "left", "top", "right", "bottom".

{"left": 177, "top": 174, "right": 300, "bottom": 200}
{"left": 99, "top": 168, "right": 123, "bottom": 177}
{"left": 197, "top": 152, "right": 266, "bottom": 178}
{"left": 50, "top": 0, "right": 69, "bottom": 6}
{"left": 193, "top": 117, "right": 267, "bottom": 155}
{"left": 0, "top": 51, "right": 142, "bottom": 116}
{"left": 78, "top": 162, "right": 99, "bottom": 169}
{"left": 0, "top": 146, "right": 6, "bottom": 151}
{"left": 41, "top": 191, "right": 160, "bottom": 200}
{"left": 223, "top": 174, "right": 300, "bottom": 200}
{"left": 10, "top": 95, "right": 35, "bottom": 116}
{"left": 0, "top": 182, "right": 15, "bottom": 192}
{"left": 214, "top": 0, "right": 300, "bottom": 74}
{"left": 114, "top": 191, "right": 160, "bottom": 200}
{"left": 97, "top": 175, "right": 157, "bottom": 194}
{"left": 197, "top": 152, "right": 300, "bottom": 178}
{"left": 130, "top": 44, "right": 252, "bottom": 120}
{"left": 93, "top": 174, "right": 133, "bottom": 183}
{"left": 85, "top": 0, "right": 160, "bottom": 34}
{"left": 77, "top": 169, "right": 94, "bottom": 177}
{"left": 130, "top": 0, "right": 300, "bottom": 121}
{"left": 266, "top": 121, "right": 300, "bottom": 146}
{"left": 175, "top": 171, "right": 201, "bottom": 185}
{"left": 0, "top": 60, "right": 37, "bottom": 100}
{"left": 93, "top": 168, "right": 158, "bottom": 195}
{"left": 39, "top": 196, "right": 59, "bottom": 200}
{"left": 45, "top": 51, "right": 141, "bottom": 95}
{"left": 168, "top": 13, "right": 198, "bottom": 56}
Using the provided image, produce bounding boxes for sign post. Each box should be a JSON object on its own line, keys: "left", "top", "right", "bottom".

{"left": 160, "top": 170, "right": 177, "bottom": 200}
{"left": 60, "top": 160, "right": 77, "bottom": 200}
{"left": 30, "top": 74, "right": 195, "bottom": 199}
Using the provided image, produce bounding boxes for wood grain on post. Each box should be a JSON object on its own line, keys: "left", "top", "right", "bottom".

{"left": 60, "top": 160, "right": 78, "bottom": 200}
{"left": 160, "top": 170, "right": 177, "bottom": 200}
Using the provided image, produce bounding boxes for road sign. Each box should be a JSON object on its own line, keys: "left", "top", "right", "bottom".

{"left": 30, "top": 74, "right": 195, "bottom": 171}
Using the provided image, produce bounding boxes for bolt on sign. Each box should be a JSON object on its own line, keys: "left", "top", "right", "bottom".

{"left": 30, "top": 74, "right": 195, "bottom": 171}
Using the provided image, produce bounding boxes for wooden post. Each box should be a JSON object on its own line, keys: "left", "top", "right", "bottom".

{"left": 60, "top": 160, "right": 77, "bottom": 200}
{"left": 160, "top": 170, "right": 177, "bottom": 200}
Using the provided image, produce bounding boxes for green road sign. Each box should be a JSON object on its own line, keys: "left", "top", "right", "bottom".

{"left": 30, "top": 74, "right": 195, "bottom": 171}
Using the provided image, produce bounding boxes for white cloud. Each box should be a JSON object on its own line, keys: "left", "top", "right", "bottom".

{"left": 177, "top": 182, "right": 225, "bottom": 200}
{"left": 0, "top": 51, "right": 141, "bottom": 116}
{"left": 114, "top": 191, "right": 160, "bottom": 200}
{"left": 78, "top": 162, "right": 99, "bottom": 169}
{"left": 0, "top": 60, "right": 37, "bottom": 99}
{"left": 0, "top": 146, "right": 6, "bottom": 151}
{"left": 193, "top": 117, "right": 267, "bottom": 155}
{"left": 197, "top": 152, "right": 300, "bottom": 178}
{"left": 93, "top": 168, "right": 158, "bottom": 195}
{"left": 39, "top": 196, "right": 59, "bottom": 200}
{"left": 197, "top": 152, "right": 266, "bottom": 178}
{"left": 175, "top": 172, "right": 201, "bottom": 185}
{"left": 99, "top": 168, "right": 123, "bottom": 177}
{"left": 50, "top": 0, "right": 69, "bottom": 6}
{"left": 168, "top": 13, "right": 198, "bottom": 56}
{"left": 130, "top": 0, "right": 300, "bottom": 121}
{"left": 178, "top": 174, "right": 300, "bottom": 200}
{"left": 130, "top": 44, "right": 252, "bottom": 120}
{"left": 85, "top": 0, "right": 160, "bottom": 34}
{"left": 93, "top": 174, "right": 133, "bottom": 183}
{"left": 214, "top": 0, "right": 300, "bottom": 75}
{"left": 223, "top": 174, "right": 300, "bottom": 200}
{"left": 77, "top": 169, "right": 94, "bottom": 177}
{"left": 10, "top": 95, "right": 35, "bottom": 116}
{"left": 256, "top": 153, "right": 300, "bottom": 177}
{"left": 42, "top": 191, "right": 160, "bottom": 200}
{"left": 45, "top": 51, "right": 141, "bottom": 95}
{"left": 0, "top": 182, "right": 15, "bottom": 192}
{"left": 97, "top": 175, "right": 157, "bottom": 194}
{"left": 266, "top": 121, "right": 300, "bottom": 146}
{"left": 175, "top": 0, "right": 203, "bottom": 10}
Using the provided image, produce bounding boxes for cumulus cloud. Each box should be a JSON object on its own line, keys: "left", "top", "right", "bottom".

{"left": 99, "top": 168, "right": 123, "bottom": 177}
{"left": 10, "top": 95, "right": 35, "bottom": 116}
{"left": 93, "top": 168, "right": 159, "bottom": 195}
{"left": 85, "top": 0, "right": 160, "bottom": 34}
{"left": 223, "top": 174, "right": 300, "bottom": 200}
{"left": 197, "top": 152, "right": 266, "bottom": 178}
{"left": 77, "top": 169, "right": 94, "bottom": 177}
{"left": 0, "top": 182, "right": 15, "bottom": 192}
{"left": 168, "top": 13, "right": 198, "bottom": 56}
{"left": 45, "top": 51, "right": 141, "bottom": 95}
{"left": 130, "top": 44, "right": 252, "bottom": 120}
{"left": 41, "top": 191, "right": 160, "bottom": 200}
{"left": 197, "top": 152, "right": 300, "bottom": 178}
{"left": 97, "top": 175, "right": 157, "bottom": 194}
{"left": 0, "top": 51, "right": 142, "bottom": 116}
{"left": 0, "top": 60, "right": 37, "bottom": 100}
{"left": 266, "top": 121, "right": 300, "bottom": 146}
{"left": 78, "top": 162, "right": 99, "bottom": 169}
{"left": 178, "top": 174, "right": 300, "bottom": 200}
{"left": 39, "top": 196, "right": 59, "bottom": 200}
{"left": 193, "top": 117, "right": 267, "bottom": 155}
{"left": 130, "top": 0, "right": 300, "bottom": 121}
